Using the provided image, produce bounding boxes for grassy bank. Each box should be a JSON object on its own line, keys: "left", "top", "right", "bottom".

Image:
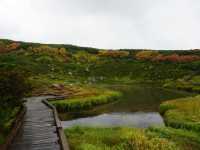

{"left": 65, "top": 125, "right": 200, "bottom": 150}
{"left": 64, "top": 95, "right": 200, "bottom": 150}
{"left": 65, "top": 126, "right": 200, "bottom": 150}
{"left": 160, "top": 95, "right": 200, "bottom": 131}
{"left": 65, "top": 126, "right": 180, "bottom": 150}
{"left": 51, "top": 89, "right": 122, "bottom": 112}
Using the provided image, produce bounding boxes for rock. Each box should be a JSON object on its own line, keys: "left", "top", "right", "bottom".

{"left": 51, "top": 83, "right": 65, "bottom": 90}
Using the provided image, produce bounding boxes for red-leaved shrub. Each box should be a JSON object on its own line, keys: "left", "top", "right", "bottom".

{"left": 153, "top": 54, "right": 200, "bottom": 62}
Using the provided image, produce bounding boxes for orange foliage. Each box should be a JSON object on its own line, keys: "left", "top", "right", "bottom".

{"left": 135, "top": 50, "right": 159, "bottom": 60}
{"left": 135, "top": 50, "right": 200, "bottom": 62}
{"left": 31, "top": 46, "right": 68, "bottom": 56}
{"left": 0, "top": 42, "right": 20, "bottom": 53}
{"left": 7, "top": 43, "right": 20, "bottom": 50}
{"left": 0, "top": 43, "right": 5, "bottom": 52}
{"left": 98, "top": 50, "right": 129, "bottom": 58}
{"left": 29, "top": 45, "right": 70, "bottom": 62}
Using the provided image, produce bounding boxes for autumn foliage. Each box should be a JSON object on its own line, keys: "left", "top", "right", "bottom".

{"left": 135, "top": 51, "right": 159, "bottom": 60}
{"left": 30, "top": 45, "right": 68, "bottom": 57}
{"left": 135, "top": 51, "right": 200, "bottom": 63}
{"left": 98, "top": 50, "right": 129, "bottom": 58}
{"left": 152, "top": 54, "right": 200, "bottom": 62}
{"left": 28, "top": 45, "right": 70, "bottom": 62}
{"left": 0, "top": 42, "right": 20, "bottom": 53}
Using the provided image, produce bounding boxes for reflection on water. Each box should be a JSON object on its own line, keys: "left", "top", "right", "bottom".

{"left": 62, "top": 112, "right": 164, "bottom": 128}
{"left": 61, "top": 84, "right": 192, "bottom": 128}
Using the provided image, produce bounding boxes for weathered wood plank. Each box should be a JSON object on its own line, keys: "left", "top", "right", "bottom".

{"left": 9, "top": 96, "right": 61, "bottom": 150}
{"left": 10, "top": 144, "right": 60, "bottom": 150}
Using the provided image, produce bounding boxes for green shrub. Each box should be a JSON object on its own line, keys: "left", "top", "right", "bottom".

{"left": 36, "top": 55, "right": 53, "bottom": 64}
{"left": 0, "top": 71, "right": 31, "bottom": 108}
{"left": 0, "top": 71, "right": 31, "bottom": 144}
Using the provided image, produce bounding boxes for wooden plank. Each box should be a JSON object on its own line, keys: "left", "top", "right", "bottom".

{"left": 10, "top": 144, "right": 60, "bottom": 150}
{"left": 9, "top": 97, "right": 61, "bottom": 150}
{"left": 15, "top": 134, "right": 58, "bottom": 140}
{"left": 14, "top": 137, "right": 59, "bottom": 144}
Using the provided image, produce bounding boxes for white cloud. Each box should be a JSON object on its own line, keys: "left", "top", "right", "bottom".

{"left": 0, "top": 0, "right": 199, "bottom": 49}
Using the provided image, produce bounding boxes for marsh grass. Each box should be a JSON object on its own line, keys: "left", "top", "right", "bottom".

{"left": 148, "top": 127, "right": 200, "bottom": 148}
{"left": 51, "top": 90, "right": 122, "bottom": 112}
{"left": 65, "top": 126, "right": 179, "bottom": 150}
{"left": 160, "top": 95, "right": 200, "bottom": 131}
{"left": 65, "top": 126, "right": 200, "bottom": 150}
{"left": 64, "top": 94, "right": 200, "bottom": 150}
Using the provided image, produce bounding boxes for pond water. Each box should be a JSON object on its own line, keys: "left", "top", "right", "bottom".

{"left": 61, "top": 84, "right": 192, "bottom": 128}
{"left": 62, "top": 112, "right": 164, "bottom": 128}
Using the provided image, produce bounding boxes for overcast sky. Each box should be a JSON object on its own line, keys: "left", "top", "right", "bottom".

{"left": 0, "top": 0, "right": 199, "bottom": 49}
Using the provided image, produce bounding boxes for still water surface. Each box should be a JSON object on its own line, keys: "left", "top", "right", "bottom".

{"left": 62, "top": 84, "right": 191, "bottom": 128}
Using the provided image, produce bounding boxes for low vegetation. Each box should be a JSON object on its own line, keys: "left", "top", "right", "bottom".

{"left": 65, "top": 126, "right": 200, "bottom": 150}
{"left": 65, "top": 95, "right": 200, "bottom": 150}
{"left": 0, "top": 71, "right": 31, "bottom": 145}
{"left": 160, "top": 95, "right": 200, "bottom": 131}
{"left": 0, "top": 107, "right": 20, "bottom": 144}
{"left": 148, "top": 127, "right": 200, "bottom": 149}
{"left": 51, "top": 90, "right": 122, "bottom": 112}
{"left": 1, "top": 39, "right": 200, "bottom": 86}
{"left": 163, "top": 75, "right": 200, "bottom": 93}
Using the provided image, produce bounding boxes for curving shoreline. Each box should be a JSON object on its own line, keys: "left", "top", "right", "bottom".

{"left": 63, "top": 92, "right": 200, "bottom": 150}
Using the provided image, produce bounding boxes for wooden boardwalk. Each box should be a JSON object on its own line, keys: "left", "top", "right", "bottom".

{"left": 9, "top": 96, "right": 62, "bottom": 150}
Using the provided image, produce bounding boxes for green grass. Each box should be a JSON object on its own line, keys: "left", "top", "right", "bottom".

{"left": 64, "top": 94, "right": 200, "bottom": 150}
{"left": 64, "top": 124, "right": 200, "bottom": 150}
{"left": 160, "top": 95, "right": 200, "bottom": 131}
{"left": 51, "top": 90, "right": 122, "bottom": 112}
{"left": 148, "top": 127, "right": 200, "bottom": 149}
{"left": 65, "top": 126, "right": 180, "bottom": 150}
